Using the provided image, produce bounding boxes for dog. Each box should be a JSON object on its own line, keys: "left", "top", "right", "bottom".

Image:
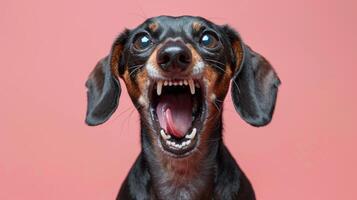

{"left": 85, "top": 16, "right": 280, "bottom": 200}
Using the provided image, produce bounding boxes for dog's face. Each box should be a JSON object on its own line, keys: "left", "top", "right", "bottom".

{"left": 85, "top": 16, "right": 280, "bottom": 159}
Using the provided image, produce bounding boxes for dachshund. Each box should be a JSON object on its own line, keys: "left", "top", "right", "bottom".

{"left": 85, "top": 15, "right": 280, "bottom": 200}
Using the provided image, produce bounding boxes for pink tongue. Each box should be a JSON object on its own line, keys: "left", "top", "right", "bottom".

{"left": 156, "top": 93, "right": 192, "bottom": 138}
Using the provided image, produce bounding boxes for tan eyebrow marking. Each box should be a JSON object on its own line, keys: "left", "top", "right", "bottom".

{"left": 148, "top": 22, "right": 159, "bottom": 32}
{"left": 192, "top": 22, "right": 202, "bottom": 32}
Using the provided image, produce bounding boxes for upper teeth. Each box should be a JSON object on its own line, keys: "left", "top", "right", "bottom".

{"left": 160, "top": 128, "right": 197, "bottom": 149}
{"left": 156, "top": 79, "right": 199, "bottom": 96}
{"left": 188, "top": 79, "right": 195, "bottom": 95}
{"left": 157, "top": 81, "right": 163, "bottom": 95}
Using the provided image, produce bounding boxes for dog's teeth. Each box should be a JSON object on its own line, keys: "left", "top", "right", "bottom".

{"left": 173, "top": 82, "right": 178, "bottom": 86}
{"left": 164, "top": 80, "right": 168, "bottom": 86}
{"left": 157, "top": 81, "right": 163, "bottom": 95}
{"left": 169, "top": 81, "right": 172, "bottom": 86}
{"left": 179, "top": 81, "right": 183, "bottom": 86}
{"left": 195, "top": 83, "right": 200, "bottom": 88}
{"left": 184, "top": 80, "right": 188, "bottom": 85}
{"left": 186, "top": 140, "right": 191, "bottom": 145}
{"left": 160, "top": 129, "right": 170, "bottom": 140}
{"left": 188, "top": 79, "right": 195, "bottom": 94}
{"left": 185, "top": 128, "right": 197, "bottom": 139}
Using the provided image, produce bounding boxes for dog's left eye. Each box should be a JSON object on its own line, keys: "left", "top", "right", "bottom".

{"left": 133, "top": 34, "right": 152, "bottom": 50}
{"left": 200, "top": 33, "right": 219, "bottom": 49}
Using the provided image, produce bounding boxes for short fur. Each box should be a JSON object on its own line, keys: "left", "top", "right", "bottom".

{"left": 85, "top": 16, "right": 280, "bottom": 200}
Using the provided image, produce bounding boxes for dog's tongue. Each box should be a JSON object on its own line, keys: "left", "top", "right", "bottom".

{"left": 156, "top": 93, "right": 192, "bottom": 138}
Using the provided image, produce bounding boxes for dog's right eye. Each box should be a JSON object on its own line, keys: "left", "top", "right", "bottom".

{"left": 133, "top": 34, "right": 152, "bottom": 51}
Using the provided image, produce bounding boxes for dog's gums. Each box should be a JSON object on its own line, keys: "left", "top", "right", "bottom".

{"left": 151, "top": 78, "right": 205, "bottom": 156}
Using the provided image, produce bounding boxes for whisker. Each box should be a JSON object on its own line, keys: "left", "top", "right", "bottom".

{"left": 211, "top": 64, "right": 226, "bottom": 73}
{"left": 215, "top": 98, "right": 224, "bottom": 103}
{"left": 204, "top": 58, "right": 225, "bottom": 67}
{"left": 232, "top": 79, "right": 241, "bottom": 94}
{"left": 206, "top": 112, "right": 221, "bottom": 122}
{"left": 204, "top": 59, "right": 226, "bottom": 73}
{"left": 119, "top": 108, "right": 136, "bottom": 134}
{"left": 128, "top": 64, "right": 144, "bottom": 69}
{"left": 129, "top": 66, "right": 142, "bottom": 77}
{"left": 212, "top": 100, "right": 222, "bottom": 113}
{"left": 114, "top": 106, "right": 134, "bottom": 120}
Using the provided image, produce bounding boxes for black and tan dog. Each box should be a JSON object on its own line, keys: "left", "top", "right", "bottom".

{"left": 85, "top": 16, "right": 280, "bottom": 200}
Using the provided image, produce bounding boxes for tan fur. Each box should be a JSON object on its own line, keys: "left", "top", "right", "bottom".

{"left": 192, "top": 22, "right": 202, "bottom": 32}
{"left": 232, "top": 41, "right": 244, "bottom": 74}
{"left": 148, "top": 22, "right": 159, "bottom": 32}
{"left": 110, "top": 45, "right": 122, "bottom": 79}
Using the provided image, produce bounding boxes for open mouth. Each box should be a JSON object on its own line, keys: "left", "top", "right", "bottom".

{"left": 150, "top": 78, "right": 206, "bottom": 157}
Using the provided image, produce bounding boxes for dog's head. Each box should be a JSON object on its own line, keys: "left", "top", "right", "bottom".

{"left": 85, "top": 16, "right": 280, "bottom": 158}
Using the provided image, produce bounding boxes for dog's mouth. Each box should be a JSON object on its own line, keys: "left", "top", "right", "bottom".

{"left": 149, "top": 78, "right": 206, "bottom": 157}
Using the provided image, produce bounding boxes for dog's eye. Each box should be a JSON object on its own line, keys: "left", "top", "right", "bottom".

{"left": 200, "top": 33, "right": 219, "bottom": 49}
{"left": 133, "top": 34, "right": 152, "bottom": 50}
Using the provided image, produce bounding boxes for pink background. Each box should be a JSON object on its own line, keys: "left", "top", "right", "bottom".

{"left": 1, "top": 0, "right": 356, "bottom": 199}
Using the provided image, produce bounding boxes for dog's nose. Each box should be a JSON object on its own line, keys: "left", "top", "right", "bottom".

{"left": 156, "top": 41, "right": 192, "bottom": 72}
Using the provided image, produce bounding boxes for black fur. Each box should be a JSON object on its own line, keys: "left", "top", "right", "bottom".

{"left": 85, "top": 56, "right": 121, "bottom": 126}
{"left": 85, "top": 16, "right": 280, "bottom": 200}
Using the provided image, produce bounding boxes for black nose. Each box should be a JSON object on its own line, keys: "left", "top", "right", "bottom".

{"left": 156, "top": 40, "right": 192, "bottom": 72}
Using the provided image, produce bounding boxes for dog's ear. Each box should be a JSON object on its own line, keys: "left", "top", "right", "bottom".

{"left": 223, "top": 26, "right": 281, "bottom": 127}
{"left": 85, "top": 30, "right": 129, "bottom": 126}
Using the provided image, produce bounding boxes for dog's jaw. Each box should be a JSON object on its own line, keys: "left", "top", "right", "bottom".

{"left": 128, "top": 44, "right": 216, "bottom": 158}
{"left": 146, "top": 71, "right": 208, "bottom": 157}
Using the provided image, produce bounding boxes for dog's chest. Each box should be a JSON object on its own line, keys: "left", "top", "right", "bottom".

{"left": 153, "top": 180, "right": 214, "bottom": 200}
{"left": 150, "top": 166, "right": 215, "bottom": 200}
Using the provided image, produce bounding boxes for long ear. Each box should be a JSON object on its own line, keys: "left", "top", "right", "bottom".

{"left": 225, "top": 26, "right": 281, "bottom": 127}
{"left": 85, "top": 31, "right": 129, "bottom": 126}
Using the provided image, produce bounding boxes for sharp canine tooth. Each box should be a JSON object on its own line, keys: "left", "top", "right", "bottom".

{"left": 157, "top": 81, "right": 163, "bottom": 95}
{"left": 160, "top": 129, "right": 170, "bottom": 140}
{"left": 188, "top": 79, "right": 195, "bottom": 94}
{"left": 186, "top": 128, "right": 197, "bottom": 139}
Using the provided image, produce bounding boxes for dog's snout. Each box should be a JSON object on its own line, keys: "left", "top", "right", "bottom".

{"left": 157, "top": 41, "right": 192, "bottom": 72}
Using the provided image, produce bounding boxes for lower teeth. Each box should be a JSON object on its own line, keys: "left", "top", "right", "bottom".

{"left": 160, "top": 128, "right": 197, "bottom": 149}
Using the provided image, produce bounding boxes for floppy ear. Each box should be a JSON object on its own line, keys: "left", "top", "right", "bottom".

{"left": 225, "top": 26, "right": 281, "bottom": 127}
{"left": 85, "top": 31, "right": 128, "bottom": 126}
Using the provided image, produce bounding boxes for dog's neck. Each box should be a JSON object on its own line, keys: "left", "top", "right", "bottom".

{"left": 141, "top": 119, "right": 222, "bottom": 199}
